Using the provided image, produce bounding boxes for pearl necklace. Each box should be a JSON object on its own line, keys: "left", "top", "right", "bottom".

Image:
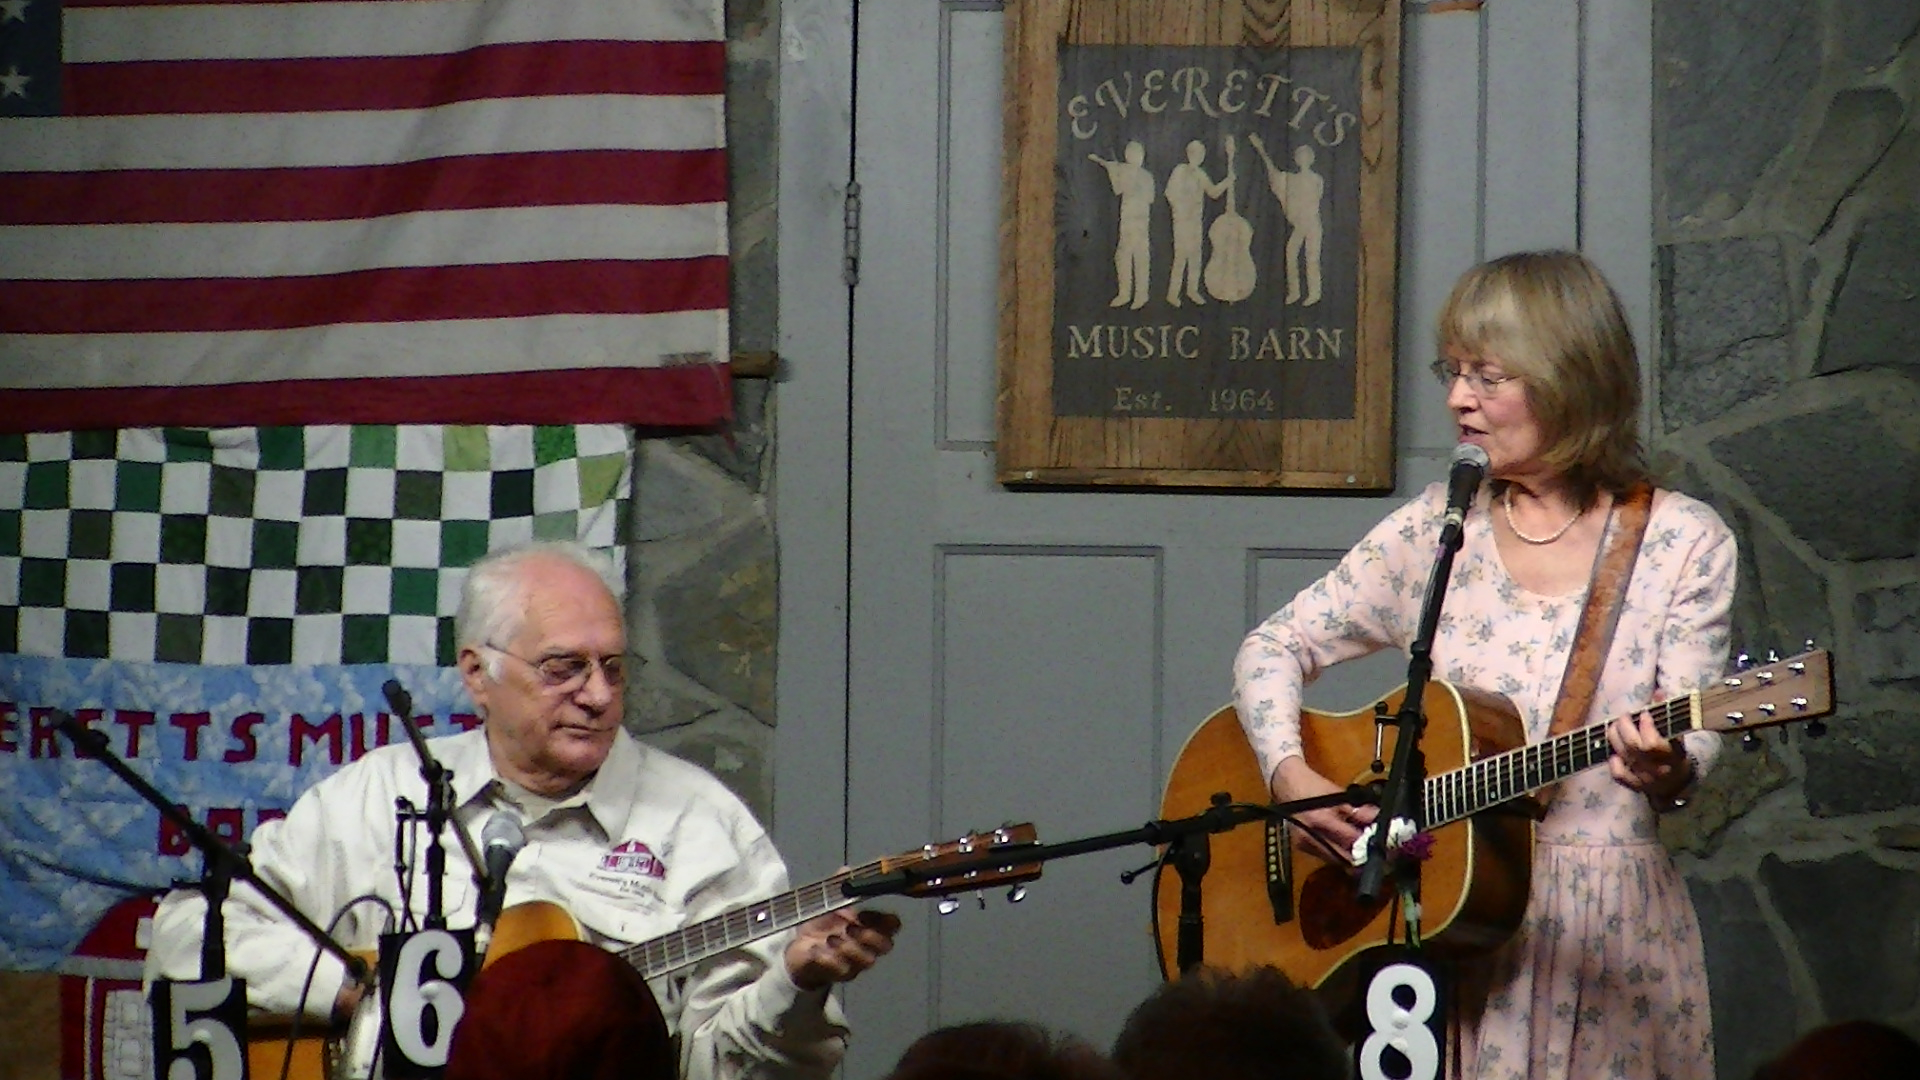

{"left": 1502, "top": 486, "right": 1582, "bottom": 545}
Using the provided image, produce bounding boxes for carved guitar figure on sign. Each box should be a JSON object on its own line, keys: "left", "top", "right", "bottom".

{"left": 1202, "top": 136, "right": 1256, "bottom": 303}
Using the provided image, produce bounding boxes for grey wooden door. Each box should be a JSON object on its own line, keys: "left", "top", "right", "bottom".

{"left": 774, "top": 2, "right": 1654, "bottom": 1075}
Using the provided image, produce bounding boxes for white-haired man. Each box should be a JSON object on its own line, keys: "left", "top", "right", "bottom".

{"left": 146, "top": 541, "right": 898, "bottom": 1079}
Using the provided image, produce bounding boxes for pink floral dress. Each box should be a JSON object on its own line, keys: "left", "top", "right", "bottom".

{"left": 1234, "top": 482, "right": 1736, "bottom": 1080}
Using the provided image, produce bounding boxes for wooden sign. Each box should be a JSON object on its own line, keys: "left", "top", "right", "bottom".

{"left": 998, "top": 0, "right": 1401, "bottom": 490}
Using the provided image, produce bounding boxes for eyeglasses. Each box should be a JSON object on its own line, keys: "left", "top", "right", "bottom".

{"left": 1430, "top": 359, "right": 1521, "bottom": 396}
{"left": 484, "top": 642, "right": 627, "bottom": 692}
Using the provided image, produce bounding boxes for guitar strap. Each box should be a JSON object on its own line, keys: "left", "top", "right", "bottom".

{"left": 1545, "top": 483, "right": 1655, "bottom": 741}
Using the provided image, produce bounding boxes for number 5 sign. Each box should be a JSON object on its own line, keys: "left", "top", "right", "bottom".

{"left": 151, "top": 977, "right": 249, "bottom": 1080}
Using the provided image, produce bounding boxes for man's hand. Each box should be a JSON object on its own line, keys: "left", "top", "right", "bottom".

{"left": 332, "top": 977, "right": 367, "bottom": 1026}
{"left": 784, "top": 908, "right": 901, "bottom": 991}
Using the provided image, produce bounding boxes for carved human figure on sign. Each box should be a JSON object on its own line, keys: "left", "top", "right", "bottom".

{"left": 1088, "top": 141, "right": 1155, "bottom": 309}
{"left": 1163, "top": 139, "right": 1233, "bottom": 308}
{"left": 1247, "top": 134, "right": 1326, "bottom": 306}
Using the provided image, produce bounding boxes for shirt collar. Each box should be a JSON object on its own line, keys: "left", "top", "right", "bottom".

{"left": 438, "top": 725, "right": 642, "bottom": 837}
{"left": 433, "top": 727, "right": 502, "bottom": 811}
{"left": 579, "top": 728, "right": 643, "bottom": 835}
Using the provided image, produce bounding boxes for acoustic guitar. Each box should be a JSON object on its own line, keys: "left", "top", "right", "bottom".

{"left": 1153, "top": 650, "right": 1834, "bottom": 992}
{"left": 250, "top": 824, "right": 1042, "bottom": 1080}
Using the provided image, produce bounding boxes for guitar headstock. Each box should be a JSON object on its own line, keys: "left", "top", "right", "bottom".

{"left": 1699, "top": 649, "right": 1834, "bottom": 735}
{"left": 870, "top": 824, "right": 1042, "bottom": 904}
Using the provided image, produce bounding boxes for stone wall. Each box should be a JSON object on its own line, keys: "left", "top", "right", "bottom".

{"left": 624, "top": 0, "right": 785, "bottom": 826}
{"left": 1653, "top": 3, "right": 1920, "bottom": 1077}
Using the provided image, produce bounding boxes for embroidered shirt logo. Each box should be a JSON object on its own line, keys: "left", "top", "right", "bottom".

{"left": 599, "top": 839, "right": 668, "bottom": 879}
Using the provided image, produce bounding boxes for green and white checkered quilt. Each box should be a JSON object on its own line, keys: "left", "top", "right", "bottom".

{"left": 0, "top": 425, "right": 631, "bottom": 666}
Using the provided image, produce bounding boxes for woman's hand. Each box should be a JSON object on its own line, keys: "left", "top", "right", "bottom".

{"left": 1272, "top": 757, "right": 1377, "bottom": 866}
{"left": 1606, "top": 709, "right": 1692, "bottom": 802}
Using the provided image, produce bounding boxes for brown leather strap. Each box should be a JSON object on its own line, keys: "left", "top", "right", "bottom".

{"left": 1546, "top": 484, "right": 1654, "bottom": 738}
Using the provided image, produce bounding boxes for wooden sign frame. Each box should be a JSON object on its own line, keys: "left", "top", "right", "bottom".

{"left": 997, "top": 0, "right": 1402, "bottom": 490}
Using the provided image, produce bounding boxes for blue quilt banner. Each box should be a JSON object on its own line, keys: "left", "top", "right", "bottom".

{"left": 0, "top": 658, "right": 467, "bottom": 969}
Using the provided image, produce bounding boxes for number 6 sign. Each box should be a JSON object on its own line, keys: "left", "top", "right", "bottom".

{"left": 379, "top": 928, "right": 476, "bottom": 1079}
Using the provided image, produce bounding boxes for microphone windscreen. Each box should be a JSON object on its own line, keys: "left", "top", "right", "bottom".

{"left": 1450, "top": 442, "right": 1490, "bottom": 471}
{"left": 482, "top": 812, "right": 525, "bottom": 854}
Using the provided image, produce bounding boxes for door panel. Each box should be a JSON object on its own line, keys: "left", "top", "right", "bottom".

{"left": 934, "top": 549, "right": 1163, "bottom": 1036}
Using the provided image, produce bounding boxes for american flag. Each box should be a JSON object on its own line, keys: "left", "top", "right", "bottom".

{"left": 0, "top": 0, "right": 733, "bottom": 433}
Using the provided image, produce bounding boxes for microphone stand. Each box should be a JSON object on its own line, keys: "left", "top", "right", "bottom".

{"left": 380, "top": 680, "right": 487, "bottom": 927}
{"left": 839, "top": 786, "right": 1377, "bottom": 973}
{"left": 374, "top": 680, "right": 496, "bottom": 1079}
{"left": 52, "top": 713, "right": 367, "bottom": 984}
{"left": 1354, "top": 517, "right": 1470, "bottom": 906}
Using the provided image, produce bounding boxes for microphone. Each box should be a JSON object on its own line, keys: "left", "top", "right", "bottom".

{"left": 1439, "top": 443, "right": 1490, "bottom": 546}
{"left": 382, "top": 678, "right": 412, "bottom": 718}
{"left": 476, "top": 813, "right": 525, "bottom": 929}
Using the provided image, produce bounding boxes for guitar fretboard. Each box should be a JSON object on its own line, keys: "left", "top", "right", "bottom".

{"left": 618, "top": 859, "right": 879, "bottom": 979}
{"left": 1423, "top": 694, "right": 1698, "bottom": 828}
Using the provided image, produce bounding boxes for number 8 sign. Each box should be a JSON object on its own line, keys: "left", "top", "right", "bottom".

{"left": 1354, "top": 948, "right": 1446, "bottom": 1080}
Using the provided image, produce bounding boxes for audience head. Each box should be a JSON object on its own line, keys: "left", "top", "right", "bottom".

{"left": 1112, "top": 965, "right": 1348, "bottom": 1080}
{"left": 886, "top": 1020, "right": 1124, "bottom": 1080}
{"left": 1751, "top": 1019, "right": 1920, "bottom": 1080}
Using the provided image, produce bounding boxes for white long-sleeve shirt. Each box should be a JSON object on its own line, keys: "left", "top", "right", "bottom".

{"left": 144, "top": 728, "right": 848, "bottom": 1080}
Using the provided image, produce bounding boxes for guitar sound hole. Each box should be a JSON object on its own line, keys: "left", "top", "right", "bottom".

{"left": 1298, "top": 864, "right": 1390, "bottom": 949}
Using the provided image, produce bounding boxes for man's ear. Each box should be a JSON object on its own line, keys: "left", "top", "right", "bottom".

{"left": 458, "top": 647, "right": 491, "bottom": 710}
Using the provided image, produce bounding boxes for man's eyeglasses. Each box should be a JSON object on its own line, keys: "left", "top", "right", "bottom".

{"left": 485, "top": 642, "right": 627, "bottom": 692}
{"left": 1430, "top": 359, "right": 1521, "bottom": 396}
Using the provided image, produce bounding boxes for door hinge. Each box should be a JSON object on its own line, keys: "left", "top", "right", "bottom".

{"left": 842, "top": 181, "right": 862, "bottom": 288}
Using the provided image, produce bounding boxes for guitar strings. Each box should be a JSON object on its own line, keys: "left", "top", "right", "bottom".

{"left": 630, "top": 834, "right": 1039, "bottom": 975}
{"left": 620, "top": 857, "right": 890, "bottom": 977}
{"left": 1423, "top": 695, "right": 1695, "bottom": 828}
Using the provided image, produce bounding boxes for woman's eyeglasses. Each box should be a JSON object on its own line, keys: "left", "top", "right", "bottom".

{"left": 1430, "top": 359, "right": 1521, "bottom": 396}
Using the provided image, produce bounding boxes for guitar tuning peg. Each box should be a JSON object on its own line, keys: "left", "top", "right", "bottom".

{"left": 938, "top": 897, "right": 960, "bottom": 916}
{"left": 1741, "top": 731, "right": 1761, "bottom": 752}
{"left": 1767, "top": 648, "right": 1780, "bottom": 663}
{"left": 1007, "top": 884, "right": 1027, "bottom": 903}
{"left": 1804, "top": 638, "right": 1816, "bottom": 652}
{"left": 1734, "top": 651, "right": 1753, "bottom": 671}
{"left": 1806, "top": 719, "right": 1828, "bottom": 738}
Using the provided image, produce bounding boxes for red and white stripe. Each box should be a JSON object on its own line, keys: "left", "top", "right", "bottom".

{"left": 0, "top": 0, "right": 732, "bottom": 431}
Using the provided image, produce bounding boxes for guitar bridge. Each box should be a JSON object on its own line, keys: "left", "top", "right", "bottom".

{"left": 1266, "top": 819, "right": 1294, "bottom": 924}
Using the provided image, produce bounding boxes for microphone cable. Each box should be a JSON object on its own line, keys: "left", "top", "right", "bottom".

{"left": 275, "top": 893, "right": 396, "bottom": 1080}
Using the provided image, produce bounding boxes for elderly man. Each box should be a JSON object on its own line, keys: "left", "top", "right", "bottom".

{"left": 145, "top": 541, "right": 898, "bottom": 1079}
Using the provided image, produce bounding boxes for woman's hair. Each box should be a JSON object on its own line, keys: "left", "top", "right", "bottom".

{"left": 887, "top": 1020, "right": 1124, "bottom": 1080}
{"left": 454, "top": 541, "right": 621, "bottom": 679}
{"left": 1436, "top": 249, "right": 1652, "bottom": 508}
